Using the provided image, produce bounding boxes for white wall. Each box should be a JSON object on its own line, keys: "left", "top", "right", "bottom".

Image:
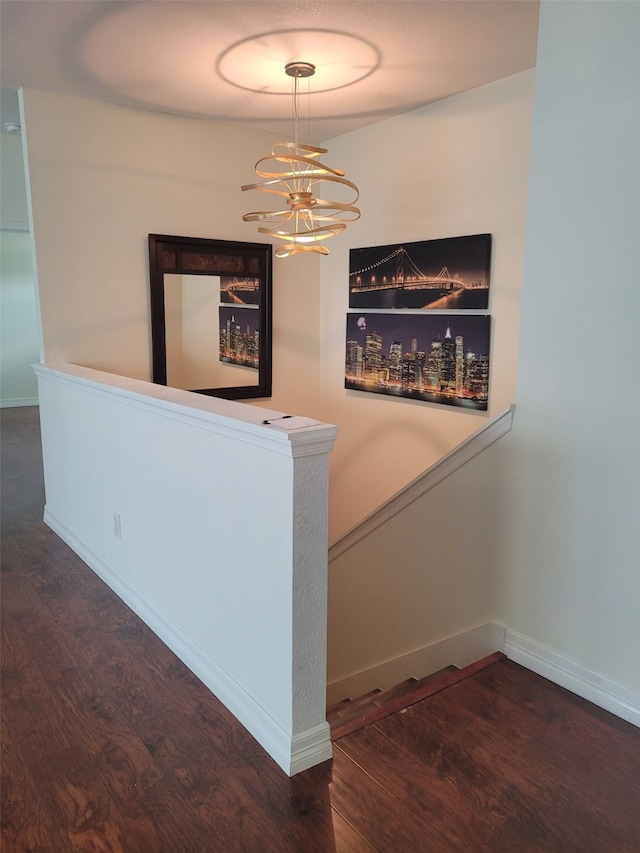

{"left": 0, "top": 130, "right": 29, "bottom": 230}
{"left": 1, "top": 128, "right": 40, "bottom": 406}
{"left": 0, "top": 230, "right": 40, "bottom": 406}
{"left": 20, "top": 86, "right": 324, "bottom": 413}
{"left": 19, "top": 88, "right": 280, "bottom": 379}
{"left": 327, "top": 415, "right": 507, "bottom": 693}
{"left": 266, "top": 251, "right": 322, "bottom": 414}
{"left": 320, "top": 71, "right": 535, "bottom": 687}
{"left": 318, "top": 70, "right": 535, "bottom": 541}
{"left": 495, "top": 0, "right": 640, "bottom": 692}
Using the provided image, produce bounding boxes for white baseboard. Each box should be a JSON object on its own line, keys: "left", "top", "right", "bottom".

{"left": 504, "top": 628, "right": 640, "bottom": 728}
{"left": 1, "top": 396, "right": 39, "bottom": 408}
{"left": 327, "top": 622, "right": 505, "bottom": 706}
{"left": 328, "top": 623, "right": 640, "bottom": 730}
{"left": 0, "top": 219, "right": 29, "bottom": 232}
{"left": 44, "top": 507, "right": 333, "bottom": 776}
{"left": 290, "top": 724, "right": 334, "bottom": 776}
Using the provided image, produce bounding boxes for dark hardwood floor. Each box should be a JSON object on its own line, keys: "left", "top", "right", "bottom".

{"left": 2, "top": 406, "right": 640, "bottom": 852}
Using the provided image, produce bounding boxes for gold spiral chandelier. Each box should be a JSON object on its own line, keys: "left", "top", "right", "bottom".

{"left": 241, "top": 62, "right": 361, "bottom": 258}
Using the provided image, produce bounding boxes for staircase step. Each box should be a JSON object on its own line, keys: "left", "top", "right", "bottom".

{"left": 328, "top": 669, "right": 453, "bottom": 734}
{"left": 370, "top": 667, "right": 458, "bottom": 707}
{"left": 329, "top": 652, "right": 505, "bottom": 741}
{"left": 327, "top": 688, "right": 383, "bottom": 720}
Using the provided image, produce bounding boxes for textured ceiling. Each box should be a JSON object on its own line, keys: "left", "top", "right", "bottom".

{"left": 1, "top": 0, "right": 539, "bottom": 139}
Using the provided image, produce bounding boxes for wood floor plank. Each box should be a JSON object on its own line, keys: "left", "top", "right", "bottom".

{"left": 28, "top": 745, "right": 146, "bottom": 853}
{"left": 0, "top": 718, "right": 75, "bottom": 853}
{"left": 336, "top": 722, "right": 498, "bottom": 850}
{"left": 35, "top": 654, "right": 167, "bottom": 795}
{"left": 1, "top": 667, "right": 76, "bottom": 766}
{"left": 1, "top": 526, "right": 51, "bottom": 568}
{"left": 78, "top": 616, "right": 349, "bottom": 851}
{"left": 376, "top": 671, "right": 640, "bottom": 852}
{"left": 327, "top": 809, "right": 377, "bottom": 852}
{"left": 238, "top": 757, "right": 372, "bottom": 853}
{"left": 452, "top": 660, "right": 640, "bottom": 816}
{"left": 476, "top": 657, "right": 640, "bottom": 741}
{"left": 118, "top": 773, "right": 237, "bottom": 851}
{"left": 1, "top": 577, "right": 62, "bottom": 665}
{"left": 329, "top": 745, "right": 453, "bottom": 852}
{"left": 375, "top": 708, "right": 586, "bottom": 853}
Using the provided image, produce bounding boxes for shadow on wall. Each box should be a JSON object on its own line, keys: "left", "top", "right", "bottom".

{"left": 328, "top": 393, "right": 487, "bottom": 542}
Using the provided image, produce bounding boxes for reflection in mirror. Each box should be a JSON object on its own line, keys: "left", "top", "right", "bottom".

{"left": 149, "top": 235, "right": 272, "bottom": 399}
{"left": 164, "top": 275, "right": 260, "bottom": 390}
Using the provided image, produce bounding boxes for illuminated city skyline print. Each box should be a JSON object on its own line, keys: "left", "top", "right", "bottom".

{"left": 219, "top": 306, "right": 259, "bottom": 370}
{"left": 345, "top": 313, "right": 491, "bottom": 410}
{"left": 349, "top": 233, "right": 491, "bottom": 310}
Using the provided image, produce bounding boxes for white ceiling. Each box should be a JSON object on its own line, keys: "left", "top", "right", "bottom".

{"left": 0, "top": 0, "right": 539, "bottom": 140}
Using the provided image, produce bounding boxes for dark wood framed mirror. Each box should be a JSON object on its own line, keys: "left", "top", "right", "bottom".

{"left": 148, "top": 234, "right": 272, "bottom": 400}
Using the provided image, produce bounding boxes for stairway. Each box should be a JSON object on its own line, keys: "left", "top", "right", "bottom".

{"left": 327, "top": 652, "right": 505, "bottom": 740}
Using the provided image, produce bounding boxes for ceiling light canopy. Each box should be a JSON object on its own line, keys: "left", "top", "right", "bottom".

{"left": 241, "top": 61, "right": 360, "bottom": 258}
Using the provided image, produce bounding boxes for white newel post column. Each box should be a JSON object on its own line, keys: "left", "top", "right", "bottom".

{"left": 290, "top": 450, "right": 333, "bottom": 772}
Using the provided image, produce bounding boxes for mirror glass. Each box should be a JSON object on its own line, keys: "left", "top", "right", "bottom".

{"left": 149, "top": 235, "right": 272, "bottom": 399}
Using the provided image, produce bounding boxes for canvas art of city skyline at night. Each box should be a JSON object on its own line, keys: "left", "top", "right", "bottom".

{"left": 349, "top": 234, "right": 491, "bottom": 310}
{"left": 219, "top": 306, "right": 259, "bottom": 370}
{"left": 345, "top": 313, "right": 491, "bottom": 410}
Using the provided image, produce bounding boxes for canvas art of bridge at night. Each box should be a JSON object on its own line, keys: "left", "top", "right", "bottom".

{"left": 349, "top": 233, "right": 491, "bottom": 311}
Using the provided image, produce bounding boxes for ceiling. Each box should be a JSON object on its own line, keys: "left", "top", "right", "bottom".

{"left": 0, "top": 0, "right": 539, "bottom": 140}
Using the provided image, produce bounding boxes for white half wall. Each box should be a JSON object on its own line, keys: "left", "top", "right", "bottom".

{"left": 35, "top": 363, "right": 338, "bottom": 775}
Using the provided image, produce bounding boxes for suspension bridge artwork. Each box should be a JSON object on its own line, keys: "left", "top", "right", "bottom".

{"left": 219, "top": 275, "right": 261, "bottom": 306}
{"left": 349, "top": 234, "right": 491, "bottom": 310}
{"left": 345, "top": 312, "right": 491, "bottom": 410}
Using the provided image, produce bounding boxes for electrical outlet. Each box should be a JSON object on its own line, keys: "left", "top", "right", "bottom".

{"left": 113, "top": 511, "right": 121, "bottom": 538}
